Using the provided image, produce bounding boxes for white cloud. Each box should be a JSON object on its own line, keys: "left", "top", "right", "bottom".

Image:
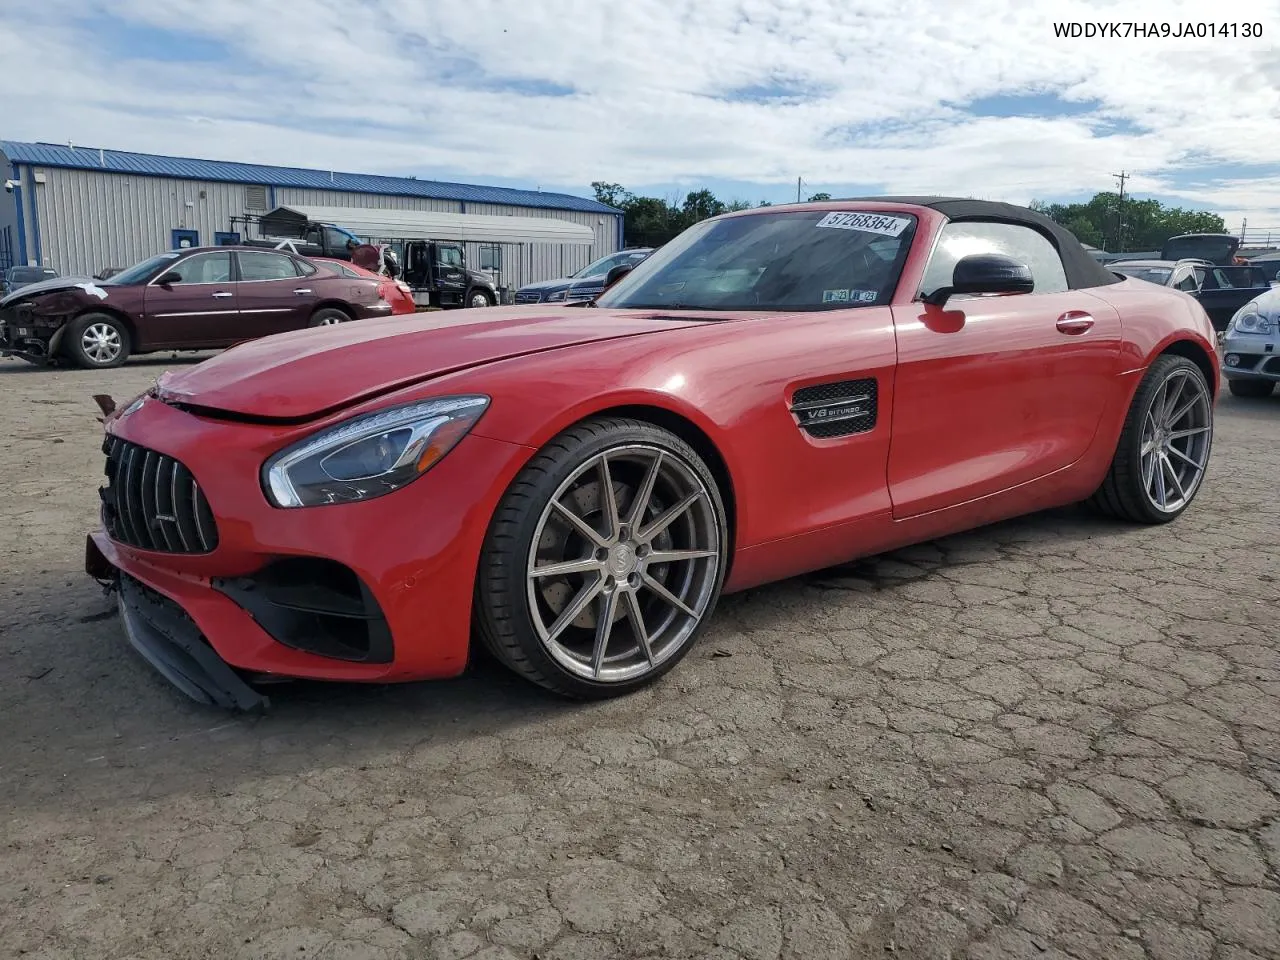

{"left": 3, "top": 0, "right": 1279, "bottom": 228}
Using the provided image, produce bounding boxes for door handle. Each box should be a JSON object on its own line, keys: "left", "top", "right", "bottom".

{"left": 211, "top": 291, "right": 233, "bottom": 298}
{"left": 294, "top": 288, "right": 313, "bottom": 295}
{"left": 1055, "top": 311, "right": 1094, "bottom": 334}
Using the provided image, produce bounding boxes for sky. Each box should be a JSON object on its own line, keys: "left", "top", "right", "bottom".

{"left": 2, "top": 0, "right": 1279, "bottom": 240}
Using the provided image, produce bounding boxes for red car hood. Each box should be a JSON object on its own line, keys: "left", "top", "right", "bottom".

{"left": 154, "top": 307, "right": 719, "bottom": 420}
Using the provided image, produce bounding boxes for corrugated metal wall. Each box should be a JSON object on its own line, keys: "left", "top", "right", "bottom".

{"left": 31, "top": 168, "right": 253, "bottom": 275}
{"left": 28, "top": 167, "right": 622, "bottom": 286}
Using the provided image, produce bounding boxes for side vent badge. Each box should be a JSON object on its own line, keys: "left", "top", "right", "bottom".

{"left": 789, "top": 378, "right": 878, "bottom": 438}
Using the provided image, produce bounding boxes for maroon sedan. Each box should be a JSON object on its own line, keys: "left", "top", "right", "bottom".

{"left": 0, "top": 246, "right": 397, "bottom": 368}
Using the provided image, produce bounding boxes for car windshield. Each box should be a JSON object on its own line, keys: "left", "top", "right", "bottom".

{"left": 595, "top": 210, "right": 917, "bottom": 311}
{"left": 7, "top": 267, "right": 57, "bottom": 282}
{"left": 573, "top": 253, "right": 631, "bottom": 279}
{"left": 1113, "top": 265, "right": 1172, "bottom": 285}
{"left": 105, "top": 252, "right": 182, "bottom": 285}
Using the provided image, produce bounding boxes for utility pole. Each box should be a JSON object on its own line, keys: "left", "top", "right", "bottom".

{"left": 797, "top": 177, "right": 803, "bottom": 203}
{"left": 1240, "top": 217, "right": 1247, "bottom": 241}
{"left": 1111, "top": 170, "right": 1129, "bottom": 252}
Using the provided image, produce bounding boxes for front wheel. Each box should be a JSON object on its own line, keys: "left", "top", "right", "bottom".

{"left": 1087, "top": 354, "right": 1213, "bottom": 524}
{"left": 475, "top": 418, "right": 729, "bottom": 699}
{"left": 65, "top": 313, "right": 131, "bottom": 369}
{"left": 468, "top": 289, "right": 494, "bottom": 308}
{"left": 1227, "top": 379, "right": 1275, "bottom": 399}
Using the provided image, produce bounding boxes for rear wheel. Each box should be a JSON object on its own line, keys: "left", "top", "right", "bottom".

{"left": 309, "top": 307, "right": 350, "bottom": 327}
{"left": 1227, "top": 378, "right": 1275, "bottom": 398}
{"left": 475, "top": 418, "right": 728, "bottom": 699}
{"left": 468, "top": 289, "right": 494, "bottom": 308}
{"left": 65, "top": 313, "right": 130, "bottom": 369}
{"left": 1087, "top": 355, "right": 1213, "bottom": 524}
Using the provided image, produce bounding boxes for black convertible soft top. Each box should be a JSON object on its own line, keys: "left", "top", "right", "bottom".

{"left": 843, "top": 196, "right": 1123, "bottom": 290}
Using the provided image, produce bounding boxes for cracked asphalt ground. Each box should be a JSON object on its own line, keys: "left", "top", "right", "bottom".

{"left": 1, "top": 357, "right": 1278, "bottom": 960}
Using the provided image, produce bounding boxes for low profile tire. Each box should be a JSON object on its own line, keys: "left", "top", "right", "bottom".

{"left": 475, "top": 417, "right": 729, "bottom": 699}
{"left": 1227, "top": 379, "right": 1275, "bottom": 399}
{"left": 468, "top": 289, "right": 494, "bottom": 308}
{"left": 309, "top": 307, "right": 350, "bottom": 327}
{"left": 65, "top": 313, "right": 130, "bottom": 369}
{"left": 1087, "top": 354, "right": 1213, "bottom": 524}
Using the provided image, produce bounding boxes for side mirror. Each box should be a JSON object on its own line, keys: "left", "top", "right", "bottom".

{"left": 155, "top": 271, "right": 182, "bottom": 286}
{"left": 924, "top": 253, "right": 1034, "bottom": 306}
{"left": 603, "top": 263, "right": 634, "bottom": 290}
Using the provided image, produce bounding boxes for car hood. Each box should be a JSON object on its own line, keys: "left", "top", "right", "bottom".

{"left": 154, "top": 307, "right": 722, "bottom": 421}
{"left": 516, "top": 278, "right": 575, "bottom": 294}
{"left": 1161, "top": 235, "right": 1240, "bottom": 265}
{"left": 0, "top": 275, "right": 107, "bottom": 306}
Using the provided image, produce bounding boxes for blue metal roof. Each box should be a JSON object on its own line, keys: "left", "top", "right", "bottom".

{"left": 0, "top": 140, "right": 622, "bottom": 215}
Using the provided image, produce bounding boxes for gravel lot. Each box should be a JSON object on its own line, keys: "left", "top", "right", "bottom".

{"left": 1, "top": 355, "right": 1278, "bottom": 960}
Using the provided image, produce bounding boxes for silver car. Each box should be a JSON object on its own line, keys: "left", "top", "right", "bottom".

{"left": 1220, "top": 286, "right": 1280, "bottom": 398}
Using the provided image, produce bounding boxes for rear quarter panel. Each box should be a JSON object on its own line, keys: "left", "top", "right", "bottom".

{"left": 1085, "top": 278, "right": 1219, "bottom": 392}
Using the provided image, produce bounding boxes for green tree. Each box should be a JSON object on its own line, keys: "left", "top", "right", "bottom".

{"left": 807, "top": 192, "right": 832, "bottom": 202}
{"left": 680, "top": 189, "right": 726, "bottom": 224}
{"left": 590, "top": 181, "right": 631, "bottom": 208}
{"left": 1031, "top": 192, "right": 1226, "bottom": 251}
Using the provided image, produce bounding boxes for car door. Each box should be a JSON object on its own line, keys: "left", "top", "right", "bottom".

{"left": 887, "top": 219, "right": 1123, "bottom": 519}
{"left": 233, "top": 250, "right": 319, "bottom": 337}
{"left": 140, "top": 251, "right": 238, "bottom": 348}
{"left": 435, "top": 244, "right": 467, "bottom": 306}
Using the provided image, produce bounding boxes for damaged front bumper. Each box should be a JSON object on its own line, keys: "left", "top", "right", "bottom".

{"left": 90, "top": 538, "right": 269, "bottom": 712}
{"left": 0, "top": 310, "right": 66, "bottom": 362}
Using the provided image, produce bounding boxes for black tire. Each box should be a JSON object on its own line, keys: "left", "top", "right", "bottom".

{"left": 1227, "top": 379, "right": 1275, "bottom": 399}
{"left": 308, "top": 307, "right": 350, "bottom": 327}
{"left": 1087, "top": 354, "right": 1213, "bottom": 524}
{"left": 65, "top": 313, "right": 131, "bottom": 369}
{"left": 467, "top": 289, "right": 494, "bottom": 308}
{"left": 474, "top": 417, "right": 729, "bottom": 699}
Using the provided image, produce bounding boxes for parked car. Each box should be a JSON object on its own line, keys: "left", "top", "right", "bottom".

{"left": 0, "top": 246, "right": 398, "bottom": 368}
{"left": 311, "top": 257, "right": 416, "bottom": 315}
{"left": 1220, "top": 287, "right": 1280, "bottom": 398}
{"left": 514, "top": 248, "right": 653, "bottom": 303}
{"left": 87, "top": 198, "right": 1218, "bottom": 710}
{"left": 1, "top": 265, "right": 58, "bottom": 296}
{"left": 1109, "top": 258, "right": 1272, "bottom": 330}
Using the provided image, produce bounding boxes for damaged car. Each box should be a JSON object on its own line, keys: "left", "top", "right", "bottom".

{"left": 1, "top": 246, "right": 401, "bottom": 368}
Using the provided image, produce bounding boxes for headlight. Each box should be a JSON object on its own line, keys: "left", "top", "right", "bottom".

{"left": 1229, "top": 302, "right": 1274, "bottom": 335}
{"left": 262, "top": 395, "right": 489, "bottom": 508}
{"left": 547, "top": 290, "right": 567, "bottom": 301}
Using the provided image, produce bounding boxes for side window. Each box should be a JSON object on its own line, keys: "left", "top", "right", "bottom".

{"left": 324, "top": 227, "right": 352, "bottom": 251}
{"left": 438, "top": 246, "right": 463, "bottom": 268}
{"left": 920, "top": 221, "right": 1069, "bottom": 297}
{"left": 1174, "top": 269, "right": 1199, "bottom": 292}
{"left": 165, "top": 253, "right": 232, "bottom": 284}
{"left": 238, "top": 251, "right": 301, "bottom": 281}
{"left": 478, "top": 243, "right": 502, "bottom": 271}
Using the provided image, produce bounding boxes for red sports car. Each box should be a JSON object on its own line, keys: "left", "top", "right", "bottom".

{"left": 85, "top": 198, "right": 1219, "bottom": 710}
{"left": 311, "top": 257, "right": 417, "bottom": 315}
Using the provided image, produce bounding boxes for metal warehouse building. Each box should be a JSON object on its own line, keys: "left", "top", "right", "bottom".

{"left": 0, "top": 140, "right": 623, "bottom": 291}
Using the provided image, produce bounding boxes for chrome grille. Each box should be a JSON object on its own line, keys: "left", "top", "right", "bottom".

{"left": 100, "top": 436, "right": 219, "bottom": 553}
{"left": 515, "top": 291, "right": 543, "bottom": 303}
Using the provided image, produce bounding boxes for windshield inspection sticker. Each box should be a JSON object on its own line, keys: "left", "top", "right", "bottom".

{"left": 823, "top": 289, "right": 878, "bottom": 303}
{"left": 815, "top": 211, "right": 910, "bottom": 237}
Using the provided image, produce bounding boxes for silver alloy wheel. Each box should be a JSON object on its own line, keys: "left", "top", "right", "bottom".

{"left": 318, "top": 314, "right": 343, "bottom": 325}
{"left": 1140, "top": 367, "right": 1212, "bottom": 513}
{"left": 82, "top": 322, "right": 123, "bottom": 364}
{"left": 470, "top": 292, "right": 491, "bottom": 308}
{"left": 525, "top": 444, "right": 721, "bottom": 683}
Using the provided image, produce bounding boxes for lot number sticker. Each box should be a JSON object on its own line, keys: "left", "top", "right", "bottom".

{"left": 815, "top": 212, "right": 910, "bottom": 237}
